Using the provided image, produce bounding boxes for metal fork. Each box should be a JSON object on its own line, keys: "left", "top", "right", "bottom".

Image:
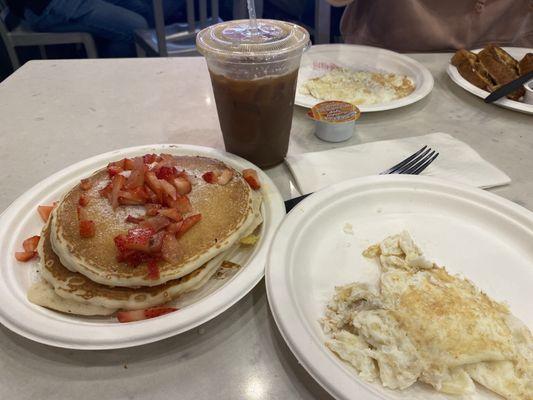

{"left": 284, "top": 146, "right": 439, "bottom": 212}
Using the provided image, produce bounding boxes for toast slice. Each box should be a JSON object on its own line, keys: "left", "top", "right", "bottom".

{"left": 477, "top": 45, "right": 524, "bottom": 100}
{"left": 456, "top": 57, "right": 494, "bottom": 91}
{"left": 518, "top": 53, "right": 533, "bottom": 76}
{"left": 451, "top": 49, "right": 477, "bottom": 67}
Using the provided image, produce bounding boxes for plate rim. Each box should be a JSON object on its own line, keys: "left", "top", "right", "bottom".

{"left": 266, "top": 174, "right": 533, "bottom": 400}
{"left": 0, "top": 144, "right": 285, "bottom": 350}
{"left": 295, "top": 43, "right": 435, "bottom": 112}
{"left": 446, "top": 46, "right": 533, "bottom": 115}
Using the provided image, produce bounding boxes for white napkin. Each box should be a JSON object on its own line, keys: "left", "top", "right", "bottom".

{"left": 285, "top": 132, "right": 510, "bottom": 194}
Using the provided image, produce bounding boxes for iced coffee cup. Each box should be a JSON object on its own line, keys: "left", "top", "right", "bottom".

{"left": 196, "top": 19, "right": 310, "bottom": 168}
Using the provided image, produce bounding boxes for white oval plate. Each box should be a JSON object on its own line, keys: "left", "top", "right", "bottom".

{"left": 266, "top": 175, "right": 533, "bottom": 400}
{"left": 447, "top": 47, "right": 533, "bottom": 115}
{"left": 295, "top": 44, "right": 434, "bottom": 112}
{"left": 0, "top": 144, "right": 285, "bottom": 350}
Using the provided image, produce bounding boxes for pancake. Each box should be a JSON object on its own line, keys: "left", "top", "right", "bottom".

{"left": 32, "top": 217, "right": 236, "bottom": 313}
{"left": 52, "top": 156, "right": 262, "bottom": 287}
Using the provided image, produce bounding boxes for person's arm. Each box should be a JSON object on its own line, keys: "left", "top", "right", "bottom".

{"left": 326, "top": 0, "right": 354, "bottom": 7}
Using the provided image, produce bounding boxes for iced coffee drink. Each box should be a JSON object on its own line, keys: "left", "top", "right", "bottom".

{"left": 197, "top": 20, "right": 309, "bottom": 167}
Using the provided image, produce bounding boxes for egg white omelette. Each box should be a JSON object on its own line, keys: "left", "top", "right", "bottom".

{"left": 300, "top": 67, "right": 415, "bottom": 106}
{"left": 322, "top": 231, "right": 532, "bottom": 399}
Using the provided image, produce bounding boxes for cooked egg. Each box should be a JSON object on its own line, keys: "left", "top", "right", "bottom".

{"left": 321, "top": 231, "right": 533, "bottom": 399}
{"left": 301, "top": 68, "right": 415, "bottom": 106}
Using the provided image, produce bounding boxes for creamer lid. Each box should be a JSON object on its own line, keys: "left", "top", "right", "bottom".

{"left": 307, "top": 101, "right": 361, "bottom": 124}
{"left": 196, "top": 19, "right": 309, "bottom": 61}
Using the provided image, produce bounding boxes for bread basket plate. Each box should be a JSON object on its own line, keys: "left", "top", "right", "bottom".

{"left": 266, "top": 175, "right": 533, "bottom": 400}
{"left": 295, "top": 44, "right": 434, "bottom": 112}
{"left": 0, "top": 144, "right": 285, "bottom": 350}
{"left": 447, "top": 47, "right": 533, "bottom": 115}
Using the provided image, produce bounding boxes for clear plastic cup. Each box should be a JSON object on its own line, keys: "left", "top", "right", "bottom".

{"left": 197, "top": 19, "right": 310, "bottom": 168}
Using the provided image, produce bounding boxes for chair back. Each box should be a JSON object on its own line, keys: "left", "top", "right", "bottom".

{"left": 185, "top": 0, "right": 219, "bottom": 33}
{"left": 0, "top": 0, "right": 20, "bottom": 68}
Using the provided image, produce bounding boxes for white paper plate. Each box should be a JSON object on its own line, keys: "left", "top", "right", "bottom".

{"left": 295, "top": 44, "right": 434, "bottom": 112}
{"left": 447, "top": 47, "right": 533, "bottom": 115}
{"left": 0, "top": 144, "right": 284, "bottom": 350}
{"left": 266, "top": 175, "right": 533, "bottom": 400}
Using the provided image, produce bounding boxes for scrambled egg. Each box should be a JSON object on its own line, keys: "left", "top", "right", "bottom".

{"left": 301, "top": 67, "right": 415, "bottom": 106}
{"left": 322, "top": 231, "right": 533, "bottom": 399}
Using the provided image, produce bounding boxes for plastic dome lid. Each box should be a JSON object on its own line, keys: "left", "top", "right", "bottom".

{"left": 196, "top": 19, "right": 310, "bottom": 62}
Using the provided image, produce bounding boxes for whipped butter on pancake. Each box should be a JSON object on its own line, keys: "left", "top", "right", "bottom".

{"left": 22, "top": 153, "right": 263, "bottom": 321}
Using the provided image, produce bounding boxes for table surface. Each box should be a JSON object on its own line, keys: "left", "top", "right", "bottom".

{"left": 0, "top": 54, "right": 531, "bottom": 400}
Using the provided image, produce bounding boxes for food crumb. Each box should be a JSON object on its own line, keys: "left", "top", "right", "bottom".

{"left": 343, "top": 223, "right": 354, "bottom": 235}
{"left": 123, "top": 363, "right": 128, "bottom": 369}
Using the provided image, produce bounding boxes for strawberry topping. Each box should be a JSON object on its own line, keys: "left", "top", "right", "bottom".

{"left": 243, "top": 169, "right": 261, "bottom": 190}
{"left": 37, "top": 204, "right": 55, "bottom": 223}
{"left": 202, "top": 171, "right": 216, "bottom": 184}
{"left": 116, "top": 307, "right": 177, "bottom": 323}
{"left": 80, "top": 178, "right": 93, "bottom": 191}
{"left": 78, "top": 194, "right": 89, "bottom": 207}
{"left": 147, "top": 259, "right": 160, "bottom": 280}
{"left": 79, "top": 220, "right": 96, "bottom": 238}
{"left": 176, "top": 214, "right": 202, "bottom": 238}
{"left": 23, "top": 235, "right": 40, "bottom": 252}
{"left": 15, "top": 251, "right": 37, "bottom": 262}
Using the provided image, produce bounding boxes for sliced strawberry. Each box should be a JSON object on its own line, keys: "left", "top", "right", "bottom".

{"left": 148, "top": 231, "right": 165, "bottom": 253}
{"left": 78, "top": 194, "right": 89, "bottom": 207}
{"left": 145, "top": 171, "right": 163, "bottom": 203}
{"left": 77, "top": 205, "right": 89, "bottom": 221}
{"left": 144, "top": 307, "right": 176, "bottom": 318}
{"left": 161, "top": 233, "right": 181, "bottom": 262}
{"left": 99, "top": 182, "right": 113, "bottom": 199}
{"left": 111, "top": 174, "right": 126, "bottom": 209}
{"left": 147, "top": 259, "right": 160, "bottom": 280}
{"left": 23, "top": 235, "right": 40, "bottom": 252}
{"left": 116, "top": 227, "right": 154, "bottom": 252}
{"left": 15, "top": 251, "right": 37, "bottom": 262}
{"left": 118, "top": 188, "right": 148, "bottom": 205}
{"left": 172, "top": 176, "right": 192, "bottom": 195}
{"left": 243, "top": 169, "right": 261, "bottom": 190}
{"left": 124, "top": 167, "right": 146, "bottom": 190}
{"left": 79, "top": 220, "right": 96, "bottom": 238}
{"left": 107, "top": 165, "right": 123, "bottom": 177}
{"left": 166, "top": 221, "right": 183, "bottom": 234}
{"left": 217, "top": 168, "right": 234, "bottom": 185}
{"left": 202, "top": 171, "right": 216, "bottom": 184}
{"left": 37, "top": 204, "right": 55, "bottom": 223}
{"left": 123, "top": 158, "right": 136, "bottom": 171}
{"left": 143, "top": 153, "right": 159, "bottom": 164}
{"left": 172, "top": 194, "right": 192, "bottom": 214}
{"left": 158, "top": 208, "right": 183, "bottom": 222}
{"left": 145, "top": 203, "right": 162, "bottom": 217}
{"left": 159, "top": 154, "right": 176, "bottom": 163}
{"left": 176, "top": 213, "right": 202, "bottom": 238}
{"left": 156, "top": 166, "right": 176, "bottom": 181}
{"left": 80, "top": 178, "right": 93, "bottom": 191}
{"left": 126, "top": 215, "right": 144, "bottom": 224}
{"left": 159, "top": 179, "right": 177, "bottom": 200}
{"left": 116, "top": 307, "right": 177, "bottom": 323}
{"left": 140, "top": 215, "right": 171, "bottom": 232}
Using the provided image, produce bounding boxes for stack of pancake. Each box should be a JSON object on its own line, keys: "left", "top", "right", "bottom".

{"left": 28, "top": 155, "right": 263, "bottom": 318}
{"left": 451, "top": 45, "right": 533, "bottom": 101}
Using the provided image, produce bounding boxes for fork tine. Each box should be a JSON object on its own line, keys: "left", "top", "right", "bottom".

{"left": 395, "top": 147, "right": 433, "bottom": 174}
{"left": 379, "top": 146, "right": 427, "bottom": 175}
{"left": 408, "top": 152, "right": 439, "bottom": 175}
{"left": 401, "top": 149, "right": 435, "bottom": 174}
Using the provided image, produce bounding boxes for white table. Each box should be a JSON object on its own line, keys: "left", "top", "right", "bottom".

{"left": 0, "top": 55, "right": 531, "bottom": 400}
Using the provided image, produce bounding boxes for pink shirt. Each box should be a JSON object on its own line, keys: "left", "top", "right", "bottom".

{"left": 338, "top": 0, "right": 533, "bottom": 52}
